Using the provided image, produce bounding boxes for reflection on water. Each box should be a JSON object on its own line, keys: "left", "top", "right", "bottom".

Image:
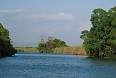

{"left": 0, "top": 52, "right": 116, "bottom": 78}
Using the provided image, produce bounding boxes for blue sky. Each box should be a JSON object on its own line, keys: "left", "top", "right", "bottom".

{"left": 0, "top": 0, "right": 116, "bottom": 47}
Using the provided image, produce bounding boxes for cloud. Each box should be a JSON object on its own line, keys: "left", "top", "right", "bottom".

{"left": 0, "top": 9, "right": 26, "bottom": 14}
{"left": 15, "top": 13, "right": 74, "bottom": 20}
{"left": 46, "top": 13, "right": 74, "bottom": 20}
{"left": 0, "top": 9, "right": 73, "bottom": 20}
{"left": 77, "top": 21, "right": 92, "bottom": 31}
{"left": 0, "top": 9, "right": 26, "bottom": 20}
{"left": 15, "top": 9, "right": 26, "bottom": 12}
{"left": 27, "top": 21, "right": 92, "bottom": 35}
{"left": 15, "top": 14, "right": 42, "bottom": 19}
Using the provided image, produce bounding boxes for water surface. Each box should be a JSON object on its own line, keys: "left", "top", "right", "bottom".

{"left": 0, "top": 52, "right": 116, "bottom": 78}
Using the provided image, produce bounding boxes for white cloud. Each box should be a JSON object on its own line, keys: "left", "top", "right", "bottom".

{"left": 0, "top": 9, "right": 26, "bottom": 14}
{"left": 28, "top": 22, "right": 92, "bottom": 35}
{"left": 15, "top": 13, "right": 74, "bottom": 20}
{"left": 15, "top": 9, "right": 26, "bottom": 12}
{"left": 77, "top": 21, "right": 92, "bottom": 31}
{"left": 46, "top": 13, "right": 74, "bottom": 20}
{"left": 53, "top": 22, "right": 92, "bottom": 32}
{"left": 15, "top": 14, "right": 42, "bottom": 19}
{"left": 0, "top": 9, "right": 73, "bottom": 20}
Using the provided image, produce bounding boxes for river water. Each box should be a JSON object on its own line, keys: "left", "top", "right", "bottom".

{"left": 0, "top": 52, "right": 116, "bottom": 78}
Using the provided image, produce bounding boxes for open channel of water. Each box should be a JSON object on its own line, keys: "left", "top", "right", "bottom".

{"left": 0, "top": 52, "right": 116, "bottom": 78}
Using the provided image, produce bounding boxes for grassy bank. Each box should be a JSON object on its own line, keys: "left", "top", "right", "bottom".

{"left": 15, "top": 46, "right": 86, "bottom": 56}
{"left": 15, "top": 47, "right": 39, "bottom": 52}
{"left": 53, "top": 46, "right": 86, "bottom": 55}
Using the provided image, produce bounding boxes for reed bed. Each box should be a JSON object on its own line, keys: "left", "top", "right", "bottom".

{"left": 15, "top": 46, "right": 86, "bottom": 56}
{"left": 53, "top": 46, "right": 86, "bottom": 55}
{"left": 15, "top": 47, "right": 39, "bottom": 52}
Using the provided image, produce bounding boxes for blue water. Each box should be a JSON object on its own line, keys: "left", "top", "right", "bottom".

{"left": 0, "top": 52, "right": 116, "bottom": 78}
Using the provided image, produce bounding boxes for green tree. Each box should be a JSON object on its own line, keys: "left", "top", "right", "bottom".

{"left": 37, "top": 36, "right": 68, "bottom": 52}
{"left": 0, "top": 23, "right": 17, "bottom": 58}
{"left": 80, "top": 6, "right": 116, "bottom": 58}
{"left": 37, "top": 43, "right": 46, "bottom": 52}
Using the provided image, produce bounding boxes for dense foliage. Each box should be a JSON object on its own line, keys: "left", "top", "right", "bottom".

{"left": 37, "top": 37, "right": 68, "bottom": 52}
{"left": 80, "top": 6, "right": 116, "bottom": 58}
{"left": 0, "top": 23, "right": 17, "bottom": 58}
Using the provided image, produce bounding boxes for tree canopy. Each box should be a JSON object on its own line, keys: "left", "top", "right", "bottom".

{"left": 0, "top": 23, "right": 17, "bottom": 58}
{"left": 37, "top": 36, "right": 68, "bottom": 52}
{"left": 80, "top": 6, "right": 116, "bottom": 58}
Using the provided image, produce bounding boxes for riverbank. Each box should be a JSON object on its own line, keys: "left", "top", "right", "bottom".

{"left": 15, "top": 46, "right": 86, "bottom": 56}
{"left": 53, "top": 46, "right": 86, "bottom": 56}
{"left": 15, "top": 47, "right": 39, "bottom": 52}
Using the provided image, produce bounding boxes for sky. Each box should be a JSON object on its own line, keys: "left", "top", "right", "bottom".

{"left": 0, "top": 0, "right": 116, "bottom": 47}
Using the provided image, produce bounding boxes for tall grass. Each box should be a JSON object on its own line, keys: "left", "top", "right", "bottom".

{"left": 53, "top": 45, "right": 86, "bottom": 55}
{"left": 15, "top": 46, "right": 86, "bottom": 56}
{"left": 15, "top": 47, "right": 39, "bottom": 52}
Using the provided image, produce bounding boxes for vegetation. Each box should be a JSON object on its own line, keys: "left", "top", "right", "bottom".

{"left": 80, "top": 6, "right": 116, "bottom": 58}
{"left": 0, "top": 23, "right": 17, "bottom": 58}
{"left": 15, "top": 47, "right": 39, "bottom": 52}
{"left": 15, "top": 46, "right": 86, "bottom": 56}
{"left": 37, "top": 36, "right": 68, "bottom": 52}
{"left": 53, "top": 45, "right": 86, "bottom": 55}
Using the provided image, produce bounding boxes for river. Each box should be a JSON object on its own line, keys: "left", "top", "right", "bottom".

{"left": 0, "top": 52, "right": 116, "bottom": 78}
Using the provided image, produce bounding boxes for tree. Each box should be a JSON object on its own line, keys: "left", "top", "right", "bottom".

{"left": 37, "top": 43, "right": 46, "bottom": 52}
{"left": 80, "top": 6, "right": 116, "bottom": 58}
{"left": 37, "top": 36, "right": 68, "bottom": 52}
{"left": 80, "top": 30, "right": 89, "bottom": 40}
{"left": 0, "top": 23, "right": 17, "bottom": 58}
{"left": 39, "top": 35, "right": 46, "bottom": 43}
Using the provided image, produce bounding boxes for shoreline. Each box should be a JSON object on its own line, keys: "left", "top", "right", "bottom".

{"left": 15, "top": 46, "right": 86, "bottom": 56}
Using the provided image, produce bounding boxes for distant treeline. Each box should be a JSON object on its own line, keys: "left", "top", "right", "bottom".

{"left": 0, "top": 23, "right": 17, "bottom": 58}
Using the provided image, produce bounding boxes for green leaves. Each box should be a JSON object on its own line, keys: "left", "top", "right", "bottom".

{"left": 80, "top": 6, "right": 116, "bottom": 58}
{"left": 80, "top": 30, "right": 89, "bottom": 40}
{"left": 37, "top": 37, "right": 68, "bottom": 53}
{"left": 37, "top": 43, "right": 46, "bottom": 52}
{"left": 0, "top": 23, "right": 17, "bottom": 58}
